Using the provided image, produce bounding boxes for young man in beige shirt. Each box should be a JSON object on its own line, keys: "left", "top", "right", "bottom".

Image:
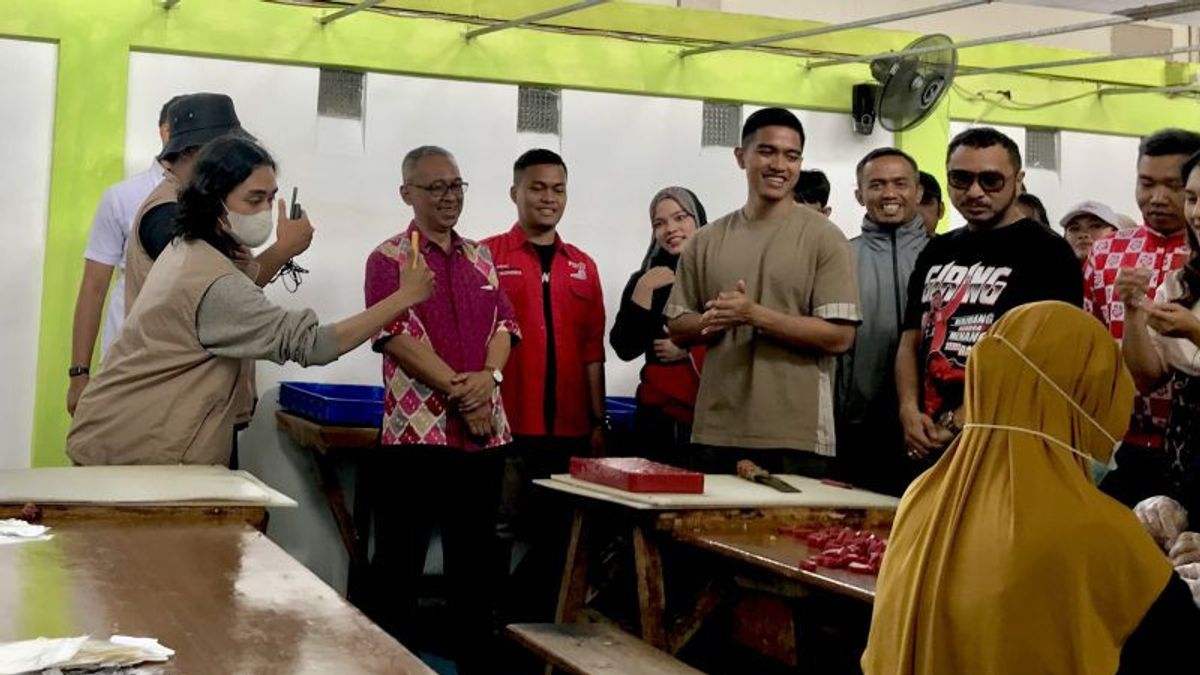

{"left": 667, "top": 107, "right": 861, "bottom": 476}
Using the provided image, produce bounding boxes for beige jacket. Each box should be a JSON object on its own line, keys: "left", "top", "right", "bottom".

{"left": 69, "top": 239, "right": 249, "bottom": 465}
{"left": 122, "top": 173, "right": 257, "bottom": 425}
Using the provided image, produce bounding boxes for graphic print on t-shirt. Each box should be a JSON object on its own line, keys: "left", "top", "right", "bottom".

{"left": 919, "top": 261, "right": 1013, "bottom": 417}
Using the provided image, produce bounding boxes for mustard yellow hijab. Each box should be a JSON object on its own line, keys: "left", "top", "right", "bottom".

{"left": 862, "top": 301, "right": 1172, "bottom": 675}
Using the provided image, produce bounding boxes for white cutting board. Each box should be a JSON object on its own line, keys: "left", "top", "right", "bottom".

{"left": 537, "top": 474, "right": 899, "bottom": 511}
{"left": 0, "top": 465, "right": 297, "bottom": 507}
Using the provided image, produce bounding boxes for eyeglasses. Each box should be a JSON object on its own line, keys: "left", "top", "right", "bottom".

{"left": 947, "top": 170, "right": 1008, "bottom": 193}
{"left": 407, "top": 180, "right": 469, "bottom": 201}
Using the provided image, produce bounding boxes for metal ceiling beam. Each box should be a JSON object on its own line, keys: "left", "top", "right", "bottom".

{"left": 959, "top": 43, "right": 1200, "bottom": 75}
{"left": 316, "top": 0, "right": 385, "bottom": 26}
{"left": 465, "top": 0, "right": 610, "bottom": 41}
{"left": 1099, "top": 83, "right": 1200, "bottom": 96}
{"left": 679, "top": 0, "right": 990, "bottom": 59}
{"left": 805, "top": 0, "right": 1200, "bottom": 70}
{"left": 806, "top": 16, "right": 1127, "bottom": 69}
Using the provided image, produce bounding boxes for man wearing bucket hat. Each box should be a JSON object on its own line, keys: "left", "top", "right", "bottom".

{"left": 117, "top": 93, "right": 313, "bottom": 467}
{"left": 123, "top": 92, "right": 312, "bottom": 305}
{"left": 1060, "top": 200, "right": 1120, "bottom": 264}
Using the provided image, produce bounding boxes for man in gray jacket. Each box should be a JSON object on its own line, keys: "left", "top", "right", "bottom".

{"left": 837, "top": 148, "right": 930, "bottom": 495}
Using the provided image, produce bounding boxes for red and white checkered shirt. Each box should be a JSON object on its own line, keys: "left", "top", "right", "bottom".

{"left": 1083, "top": 225, "right": 1190, "bottom": 449}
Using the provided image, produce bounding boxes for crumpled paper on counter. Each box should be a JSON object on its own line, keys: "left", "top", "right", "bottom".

{"left": 0, "top": 519, "right": 51, "bottom": 546}
{"left": 0, "top": 635, "right": 173, "bottom": 674}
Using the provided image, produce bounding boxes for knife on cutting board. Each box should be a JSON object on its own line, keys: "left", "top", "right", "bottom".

{"left": 736, "top": 459, "right": 800, "bottom": 493}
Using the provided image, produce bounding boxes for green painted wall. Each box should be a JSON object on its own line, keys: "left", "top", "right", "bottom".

{"left": 1, "top": 0, "right": 1197, "bottom": 466}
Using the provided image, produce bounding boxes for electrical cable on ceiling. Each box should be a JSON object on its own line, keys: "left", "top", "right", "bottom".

{"left": 955, "top": 83, "right": 1098, "bottom": 110}
{"left": 953, "top": 82, "right": 1199, "bottom": 120}
{"left": 969, "top": 99, "right": 999, "bottom": 126}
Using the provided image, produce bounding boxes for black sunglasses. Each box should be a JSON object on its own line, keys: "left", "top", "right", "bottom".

{"left": 947, "top": 170, "right": 1008, "bottom": 193}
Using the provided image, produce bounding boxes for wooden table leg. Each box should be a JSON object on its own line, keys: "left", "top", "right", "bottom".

{"left": 346, "top": 457, "right": 373, "bottom": 602}
{"left": 555, "top": 509, "right": 589, "bottom": 624}
{"left": 547, "top": 510, "right": 590, "bottom": 675}
{"left": 669, "top": 579, "right": 726, "bottom": 655}
{"left": 312, "top": 451, "right": 368, "bottom": 571}
{"left": 632, "top": 525, "right": 669, "bottom": 649}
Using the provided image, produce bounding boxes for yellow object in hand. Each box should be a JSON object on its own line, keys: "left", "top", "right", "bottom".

{"left": 410, "top": 231, "right": 420, "bottom": 269}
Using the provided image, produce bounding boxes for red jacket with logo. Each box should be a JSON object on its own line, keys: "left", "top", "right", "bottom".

{"left": 482, "top": 225, "right": 606, "bottom": 438}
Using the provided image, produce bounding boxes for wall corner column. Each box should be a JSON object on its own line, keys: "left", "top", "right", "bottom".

{"left": 896, "top": 98, "right": 951, "bottom": 233}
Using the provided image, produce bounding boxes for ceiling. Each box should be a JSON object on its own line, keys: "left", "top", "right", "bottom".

{"left": 1011, "top": 0, "right": 1200, "bottom": 25}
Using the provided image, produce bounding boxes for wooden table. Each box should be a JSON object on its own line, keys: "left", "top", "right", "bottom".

{"left": 0, "top": 465, "right": 297, "bottom": 531}
{"left": 675, "top": 530, "right": 878, "bottom": 602}
{"left": 0, "top": 522, "right": 436, "bottom": 674}
{"left": 0, "top": 502, "right": 271, "bottom": 529}
{"left": 538, "top": 474, "right": 895, "bottom": 656}
{"left": 274, "top": 410, "right": 378, "bottom": 594}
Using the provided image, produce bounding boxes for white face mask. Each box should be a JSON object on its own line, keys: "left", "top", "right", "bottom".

{"left": 962, "top": 333, "right": 1121, "bottom": 485}
{"left": 223, "top": 203, "right": 273, "bottom": 248}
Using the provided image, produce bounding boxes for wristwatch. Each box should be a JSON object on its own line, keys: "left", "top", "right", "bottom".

{"left": 68, "top": 365, "right": 90, "bottom": 378}
{"left": 939, "top": 409, "right": 963, "bottom": 436}
{"left": 488, "top": 368, "right": 504, "bottom": 386}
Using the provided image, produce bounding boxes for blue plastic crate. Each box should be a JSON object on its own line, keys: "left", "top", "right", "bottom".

{"left": 278, "top": 382, "right": 385, "bottom": 427}
{"left": 605, "top": 396, "right": 637, "bottom": 433}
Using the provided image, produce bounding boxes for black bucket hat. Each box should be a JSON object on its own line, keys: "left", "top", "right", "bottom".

{"left": 159, "top": 93, "right": 253, "bottom": 160}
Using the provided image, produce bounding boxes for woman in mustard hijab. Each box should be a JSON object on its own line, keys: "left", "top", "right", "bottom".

{"left": 863, "top": 301, "right": 1200, "bottom": 675}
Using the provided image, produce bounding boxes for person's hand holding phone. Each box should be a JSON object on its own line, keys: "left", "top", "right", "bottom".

{"left": 1115, "top": 267, "right": 1152, "bottom": 310}
{"left": 275, "top": 191, "right": 314, "bottom": 258}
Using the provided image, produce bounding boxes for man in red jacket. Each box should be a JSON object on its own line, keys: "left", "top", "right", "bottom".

{"left": 482, "top": 148, "right": 606, "bottom": 622}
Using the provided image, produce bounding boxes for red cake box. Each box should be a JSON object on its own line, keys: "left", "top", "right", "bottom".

{"left": 569, "top": 457, "right": 705, "bottom": 494}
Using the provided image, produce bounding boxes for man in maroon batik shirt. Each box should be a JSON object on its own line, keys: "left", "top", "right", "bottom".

{"left": 364, "top": 145, "right": 519, "bottom": 675}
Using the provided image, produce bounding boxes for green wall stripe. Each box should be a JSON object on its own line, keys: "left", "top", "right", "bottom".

{"left": 898, "top": 99, "right": 953, "bottom": 232}
{"left": 27, "top": 18, "right": 130, "bottom": 467}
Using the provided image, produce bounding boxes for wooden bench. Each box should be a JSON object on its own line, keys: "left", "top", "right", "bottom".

{"left": 507, "top": 623, "right": 706, "bottom": 675}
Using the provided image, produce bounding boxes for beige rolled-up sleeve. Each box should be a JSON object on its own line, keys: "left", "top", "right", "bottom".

{"left": 811, "top": 226, "right": 862, "bottom": 323}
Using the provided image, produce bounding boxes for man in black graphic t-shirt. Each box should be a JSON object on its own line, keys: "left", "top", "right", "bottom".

{"left": 895, "top": 127, "right": 1082, "bottom": 469}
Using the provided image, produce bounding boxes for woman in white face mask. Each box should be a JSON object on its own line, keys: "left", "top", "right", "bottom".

{"left": 862, "top": 300, "right": 1200, "bottom": 675}
{"left": 68, "top": 137, "right": 435, "bottom": 466}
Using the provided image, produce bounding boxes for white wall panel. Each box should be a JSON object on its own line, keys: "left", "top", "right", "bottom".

{"left": 0, "top": 39, "right": 57, "bottom": 469}
{"left": 1059, "top": 130, "right": 1141, "bottom": 225}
